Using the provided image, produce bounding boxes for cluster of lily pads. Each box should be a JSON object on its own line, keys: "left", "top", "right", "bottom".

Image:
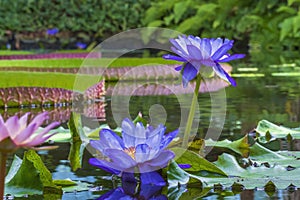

{"left": 3, "top": 35, "right": 299, "bottom": 199}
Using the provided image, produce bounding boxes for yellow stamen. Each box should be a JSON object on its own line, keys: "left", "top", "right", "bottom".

{"left": 124, "top": 146, "right": 136, "bottom": 160}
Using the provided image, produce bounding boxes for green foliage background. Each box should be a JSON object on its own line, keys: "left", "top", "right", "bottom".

{"left": 0, "top": 0, "right": 151, "bottom": 38}
{"left": 0, "top": 0, "right": 300, "bottom": 52}
{"left": 143, "top": 0, "right": 300, "bottom": 50}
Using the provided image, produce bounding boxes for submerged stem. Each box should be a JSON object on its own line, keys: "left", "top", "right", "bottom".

{"left": 182, "top": 74, "right": 201, "bottom": 148}
{"left": 0, "top": 152, "right": 7, "bottom": 199}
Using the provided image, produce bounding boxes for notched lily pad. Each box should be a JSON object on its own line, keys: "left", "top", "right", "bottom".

{"left": 255, "top": 120, "right": 300, "bottom": 143}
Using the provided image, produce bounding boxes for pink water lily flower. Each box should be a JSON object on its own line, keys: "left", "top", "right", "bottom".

{"left": 0, "top": 112, "right": 60, "bottom": 151}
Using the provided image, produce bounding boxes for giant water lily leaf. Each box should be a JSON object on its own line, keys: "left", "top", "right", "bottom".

{"left": 205, "top": 135, "right": 250, "bottom": 157}
{"left": 255, "top": 120, "right": 300, "bottom": 143}
{"left": 5, "top": 150, "right": 62, "bottom": 197}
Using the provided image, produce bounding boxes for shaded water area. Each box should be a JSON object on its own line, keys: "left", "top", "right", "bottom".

{"left": 3, "top": 52, "right": 300, "bottom": 199}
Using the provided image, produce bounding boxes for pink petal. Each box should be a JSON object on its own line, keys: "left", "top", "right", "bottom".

{"left": 25, "top": 133, "right": 56, "bottom": 147}
{"left": 18, "top": 112, "right": 30, "bottom": 130}
{"left": 0, "top": 115, "right": 9, "bottom": 141}
{"left": 5, "top": 115, "right": 21, "bottom": 138}
{"left": 38, "top": 121, "right": 60, "bottom": 136}
{"left": 13, "top": 123, "right": 37, "bottom": 145}
{"left": 27, "top": 112, "right": 48, "bottom": 130}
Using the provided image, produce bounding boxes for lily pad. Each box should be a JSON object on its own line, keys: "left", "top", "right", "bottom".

{"left": 255, "top": 120, "right": 300, "bottom": 143}
{"left": 205, "top": 135, "right": 250, "bottom": 157}
{"left": 5, "top": 150, "right": 62, "bottom": 197}
{"left": 171, "top": 147, "right": 227, "bottom": 176}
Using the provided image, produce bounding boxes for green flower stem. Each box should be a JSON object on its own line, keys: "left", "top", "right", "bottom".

{"left": 182, "top": 74, "right": 201, "bottom": 148}
{"left": 0, "top": 152, "right": 7, "bottom": 198}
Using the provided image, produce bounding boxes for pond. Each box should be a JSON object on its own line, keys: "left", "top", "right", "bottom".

{"left": 2, "top": 51, "right": 300, "bottom": 199}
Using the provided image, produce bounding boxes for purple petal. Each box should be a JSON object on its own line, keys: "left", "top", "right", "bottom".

{"left": 212, "top": 62, "right": 237, "bottom": 86}
{"left": 140, "top": 172, "right": 166, "bottom": 186}
{"left": 148, "top": 150, "right": 175, "bottom": 168}
{"left": 99, "top": 129, "right": 124, "bottom": 150}
{"left": 182, "top": 62, "right": 198, "bottom": 87}
{"left": 135, "top": 143, "right": 151, "bottom": 163}
{"left": 218, "top": 53, "right": 245, "bottom": 62}
{"left": 122, "top": 172, "right": 137, "bottom": 195}
{"left": 121, "top": 118, "right": 137, "bottom": 147}
{"left": 170, "top": 36, "right": 188, "bottom": 53}
{"left": 210, "top": 38, "right": 224, "bottom": 53}
{"left": 175, "top": 65, "right": 182, "bottom": 71}
{"left": 104, "top": 149, "right": 137, "bottom": 172}
{"left": 89, "top": 158, "right": 120, "bottom": 175}
{"left": 160, "top": 129, "right": 179, "bottom": 149}
{"left": 139, "top": 150, "right": 175, "bottom": 172}
{"left": 96, "top": 187, "right": 127, "bottom": 200}
{"left": 90, "top": 140, "right": 107, "bottom": 154}
{"left": 178, "top": 164, "right": 192, "bottom": 169}
{"left": 140, "top": 184, "right": 165, "bottom": 199}
{"left": 162, "top": 54, "right": 186, "bottom": 62}
{"left": 211, "top": 42, "right": 233, "bottom": 60}
{"left": 122, "top": 119, "right": 146, "bottom": 148}
{"left": 201, "top": 38, "right": 212, "bottom": 57}
{"left": 146, "top": 124, "right": 165, "bottom": 146}
{"left": 186, "top": 45, "right": 202, "bottom": 60}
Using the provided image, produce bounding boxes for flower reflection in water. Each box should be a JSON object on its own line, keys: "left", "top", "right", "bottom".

{"left": 97, "top": 173, "right": 167, "bottom": 200}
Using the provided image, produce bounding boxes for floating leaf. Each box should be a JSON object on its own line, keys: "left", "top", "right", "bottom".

{"left": 255, "top": 120, "right": 300, "bottom": 143}
{"left": 53, "top": 179, "right": 77, "bottom": 187}
{"left": 167, "top": 160, "right": 190, "bottom": 187}
{"left": 205, "top": 135, "right": 250, "bottom": 157}
{"left": 213, "top": 153, "right": 300, "bottom": 189}
{"left": 171, "top": 147, "right": 227, "bottom": 176}
{"left": 59, "top": 181, "right": 92, "bottom": 193}
{"left": 5, "top": 150, "right": 62, "bottom": 197}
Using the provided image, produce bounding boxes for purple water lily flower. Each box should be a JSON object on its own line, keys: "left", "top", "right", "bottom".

{"left": 163, "top": 35, "right": 245, "bottom": 87}
{"left": 76, "top": 42, "right": 87, "bottom": 49}
{"left": 89, "top": 118, "right": 178, "bottom": 184}
{"left": 46, "top": 28, "right": 59, "bottom": 35}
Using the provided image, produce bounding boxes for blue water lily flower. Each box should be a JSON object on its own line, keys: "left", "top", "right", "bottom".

{"left": 89, "top": 118, "right": 178, "bottom": 184}
{"left": 46, "top": 28, "right": 59, "bottom": 35}
{"left": 76, "top": 42, "right": 87, "bottom": 49}
{"left": 163, "top": 35, "right": 245, "bottom": 87}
